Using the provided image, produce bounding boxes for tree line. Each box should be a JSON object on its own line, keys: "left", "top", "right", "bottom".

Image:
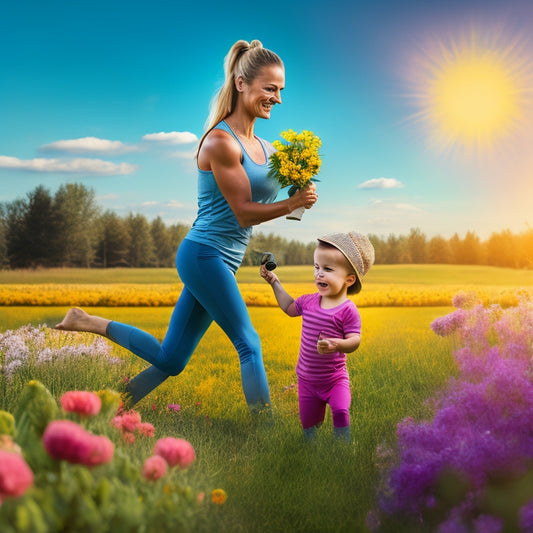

{"left": 368, "top": 227, "right": 533, "bottom": 268}
{"left": 0, "top": 183, "right": 187, "bottom": 269}
{"left": 0, "top": 183, "right": 532, "bottom": 269}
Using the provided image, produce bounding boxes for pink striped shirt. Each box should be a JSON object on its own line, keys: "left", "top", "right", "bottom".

{"left": 294, "top": 293, "right": 361, "bottom": 383}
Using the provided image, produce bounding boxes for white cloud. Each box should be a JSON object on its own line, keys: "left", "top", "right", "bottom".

{"left": 166, "top": 200, "right": 185, "bottom": 208}
{"left": 394, "top": 203, "right": 421, "bottom": 212}
{"left": 358, "top": 177, "right": 404, "bottom": 189}
{"left": 142, "top": 131, "right": 198, "bottom": 145}
{"left": 142, "top": 201, "right": 158, "bottom": 206}
{"left": 41, "top": 137, "right": 138, "bottom": 155}
{"left": 0, "top": 155, "right": 136, "bottom": 175}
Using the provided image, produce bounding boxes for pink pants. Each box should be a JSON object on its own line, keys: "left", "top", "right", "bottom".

{"left": 298, "top": 375, "right": 351, "bottom": 429}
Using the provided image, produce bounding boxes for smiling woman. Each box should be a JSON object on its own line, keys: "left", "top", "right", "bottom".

{"left": 406, "top": 29, "right": 533, "bottom": 156}
{"left": 53, "top": 39, "right": 318, "bottom": 422}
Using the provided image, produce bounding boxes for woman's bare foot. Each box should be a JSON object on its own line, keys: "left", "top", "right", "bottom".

{"left": 55, "top": 307, "right": 111, "bottom": 336}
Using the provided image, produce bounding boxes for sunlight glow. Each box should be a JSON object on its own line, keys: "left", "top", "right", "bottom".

{"left": 405, "top": 29, "right": 533, "bottom": 157}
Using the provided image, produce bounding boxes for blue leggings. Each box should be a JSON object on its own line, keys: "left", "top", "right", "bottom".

{"left": 107, "top": 239, "right": 271, "bottom": 409}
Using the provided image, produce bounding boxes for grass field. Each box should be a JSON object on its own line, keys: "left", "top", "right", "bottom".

{"left": 2, "top": 264, "right": 533, "bottom": 286}
{"left": 1, "top": 305, "right": 455, "bottom": 532}
{"left": 1, "top": 264, "right": 529, "bottom": 531}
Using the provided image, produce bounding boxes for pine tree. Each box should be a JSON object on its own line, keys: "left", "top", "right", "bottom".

{"left": 125, "top": 213, "right": 155, "bottom": 267}
{"left": 96, "top": 211, "right": 131, "bottom": 267}
{"left": 53, "top": 183, "right": 100, "bottom": 267}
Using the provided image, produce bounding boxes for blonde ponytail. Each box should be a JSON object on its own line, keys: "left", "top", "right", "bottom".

{"left": 197, "top": 39, "right": 283, "bottom": 154}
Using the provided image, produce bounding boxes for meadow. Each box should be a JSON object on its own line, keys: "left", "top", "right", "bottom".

{"left": 1, "top": 265, "right": 533, "bottom": 531}
{"left": 1, "top": 264, "right": 532, "bottom": 308}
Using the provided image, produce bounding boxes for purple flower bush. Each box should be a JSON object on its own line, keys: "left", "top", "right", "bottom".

{"left": 372, "top": 291, "right": 533, "bottom": 532}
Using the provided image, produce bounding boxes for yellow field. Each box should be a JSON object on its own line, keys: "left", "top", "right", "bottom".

{"left": 0, "top": 305, "right": 454, "bottom": 422}
{"left": 0, "top": 280, "right": 530, "bottom": 307}
{"left": 1, "top": 265, "right": 532, "bottom": 308}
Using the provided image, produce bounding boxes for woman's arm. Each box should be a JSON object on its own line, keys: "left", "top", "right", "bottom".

{"left": 199, "top": 130, "right": 317, "bottom": 227}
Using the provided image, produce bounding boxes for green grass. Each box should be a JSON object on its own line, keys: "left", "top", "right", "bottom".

{"left": 0, "top": 267, "right": 179, "bottom": 284}
{"left": 1, "top": 305, "right": 455, "bottom": 532}
{"left": 2, "top": 266, "right": 528, "bottom": 531}
{"left": 362, "top": 264, "right": 533, "bottom": 286}
{"left": 2, "top": 264, "right": 533, "bottom": 286}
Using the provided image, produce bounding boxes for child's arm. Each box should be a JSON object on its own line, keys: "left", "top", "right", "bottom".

{"left": 260, "top": 264, "right": 298, "bottom": 317}
{"left": 317, "top": 333, "right": 360, "bottom": 355}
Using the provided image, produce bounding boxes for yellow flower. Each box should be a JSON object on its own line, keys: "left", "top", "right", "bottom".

{"left": 268, "top": 129, "right": 322, "bottom": 190}
{"left": 211, "top": 488, "right": 227, "bottom": 505}
{"left": 0, "top": 411, "right": 16, "bottom": 437}
{"left": 96, "top": 389, "right": 122, "bottom": 417}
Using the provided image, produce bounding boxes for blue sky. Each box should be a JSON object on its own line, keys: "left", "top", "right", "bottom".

{"left": 1, "top": 0, "right": 532, "bottom": 244}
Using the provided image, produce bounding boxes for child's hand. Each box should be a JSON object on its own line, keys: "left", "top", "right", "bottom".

{"left": 260, "top": 264, "right": 280, "bottom": 286}
{"left": 317, "top": 335, "right": 340, "bottom": 355}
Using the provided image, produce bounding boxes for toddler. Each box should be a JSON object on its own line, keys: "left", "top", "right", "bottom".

{"left": 261, "top": 232, "right": 374, "bottom": 440}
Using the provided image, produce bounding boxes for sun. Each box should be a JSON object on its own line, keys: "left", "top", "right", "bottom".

{"left": 432, "top": 53, "right": 517, "bottom": 143}
{"left": 405, "top": 29, "right": 532, "bottom": 157}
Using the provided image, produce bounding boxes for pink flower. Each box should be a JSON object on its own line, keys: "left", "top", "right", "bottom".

{"left": 42, "top": 419, "right": 114, "bottom": 467}
{"left": 43, "top": 420, "right": 92, "bottom": 463}
{"left": 138, "top": 423, "right": 155, "bottom": 438}
{"left": 111, "top": 415, "right": 123, "bottom": 429}
{"left": 60, "top": 391, "right": 101, "bottom": 417}
{"left": 167, "top": 404, "right": 181, "bottom": 412}
{"left": 112, "top": 410, "right": 155, "bottom": 441}
{"left": 142, "top": 455, "right": 167, "bottom": 481}
{"left": 118, "top": 410, "right": 142, "bottom": 432}
{"left": 153, "top": 437, "right": 196, "bottom": 469}
{"left": 0, "top": 449, "right": 34, "bottom": 499}
{"left": 85, "top": 435, "right": 114, "bottom": 466}
{"left": 122, "top": 431, "right": 136, "bottom": 445}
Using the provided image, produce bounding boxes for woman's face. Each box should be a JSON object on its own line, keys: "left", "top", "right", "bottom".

{"left": 239, "top": 64, "right": 285, "bottom": 119}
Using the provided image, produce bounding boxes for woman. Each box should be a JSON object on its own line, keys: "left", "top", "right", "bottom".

{"left": 56, "top": 39, "right": 318, "bottom": 415}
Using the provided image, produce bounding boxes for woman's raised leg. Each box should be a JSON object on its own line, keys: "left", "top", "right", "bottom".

{"left": 55, "top": 307, "right": 110, "bottom": 336}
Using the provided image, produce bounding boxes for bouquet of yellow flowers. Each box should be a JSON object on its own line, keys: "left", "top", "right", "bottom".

{"left": 268, "top": 129, "right": 322, "bottom": 220}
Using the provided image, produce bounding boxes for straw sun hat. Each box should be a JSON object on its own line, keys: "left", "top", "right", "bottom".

{"left": 317, "top": 231, "right": 375, "bottom": 294}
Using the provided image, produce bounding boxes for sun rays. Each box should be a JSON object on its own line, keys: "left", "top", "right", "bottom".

{"left": 404, "top": 28, "right": 533, "bottom": 158}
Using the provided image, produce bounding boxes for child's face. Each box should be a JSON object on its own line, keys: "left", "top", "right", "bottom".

{"left": 313, "top": 245, "right": 356, "bottom": 298}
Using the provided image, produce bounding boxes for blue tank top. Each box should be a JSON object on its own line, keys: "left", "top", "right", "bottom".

{"left": 186, "top": 120, "right": 280, "bottom": 272}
